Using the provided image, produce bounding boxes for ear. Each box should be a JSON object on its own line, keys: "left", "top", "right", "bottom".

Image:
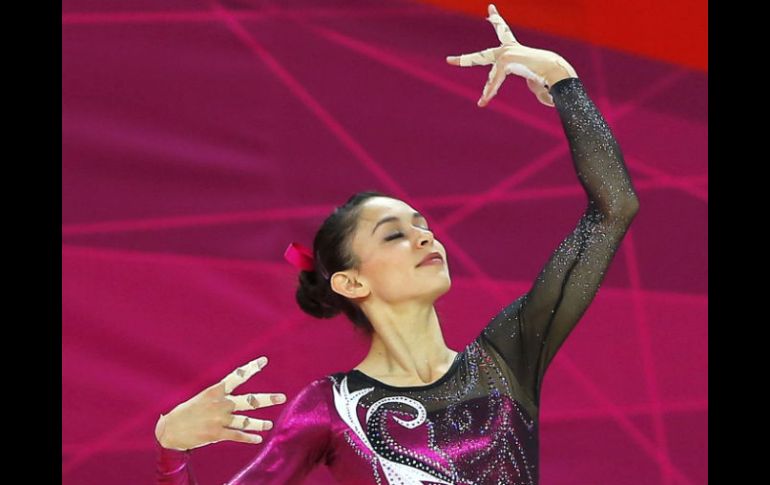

{"left": 330, "top": 270, "right": 370, "bottom": 300}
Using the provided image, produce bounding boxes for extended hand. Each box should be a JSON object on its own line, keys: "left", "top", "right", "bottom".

{"left": 155, "top": 356, "right": 288, "bottom": 451}
{"left": 445, "top": 4, "right": 577, "bottom": 108}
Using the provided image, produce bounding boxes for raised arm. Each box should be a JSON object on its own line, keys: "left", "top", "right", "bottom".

{"left": 482, "top": 75, "right": 639, "bottom": 404}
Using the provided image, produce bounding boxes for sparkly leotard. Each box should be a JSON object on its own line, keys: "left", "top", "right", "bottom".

{"left": 156, "top": 76, "right": 640, "bottom": 484}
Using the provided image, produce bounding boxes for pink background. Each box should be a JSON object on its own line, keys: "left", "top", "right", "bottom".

{"left": 62, "top": 1, "right": 707, "bottom": 483}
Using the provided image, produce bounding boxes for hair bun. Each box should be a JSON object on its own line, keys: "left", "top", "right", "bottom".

{"left": 295, "top": 270, "right": 339, "bottom": 319}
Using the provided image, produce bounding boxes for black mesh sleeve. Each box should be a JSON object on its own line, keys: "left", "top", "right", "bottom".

{"left": 481, "top": 76, "right": 640, "bottom": 404}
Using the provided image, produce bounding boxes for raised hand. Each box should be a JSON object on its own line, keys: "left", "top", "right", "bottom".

{"left": 154, "top": 356, "right": 288, "bottom": 451}
{"left": 445, "top": 4, "right": 577, "bottom": 108}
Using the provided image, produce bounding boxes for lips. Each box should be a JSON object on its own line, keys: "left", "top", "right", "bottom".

{"left": 417, "top": 251, "right": 443, "bottom": 267}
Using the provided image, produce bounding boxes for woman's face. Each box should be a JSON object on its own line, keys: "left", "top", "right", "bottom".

{"left": 334, "top": 197, "right": 451, "bottom": 305}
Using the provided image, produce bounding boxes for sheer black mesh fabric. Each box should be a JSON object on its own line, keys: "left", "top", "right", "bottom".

{"left": 480, "top": 77, "right": 639, "bottom": 404}
{"left": 336, "top": 334, "right": 538, "bottom": 419}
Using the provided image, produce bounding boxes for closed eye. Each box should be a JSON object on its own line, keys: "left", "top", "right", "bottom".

{"left": 385, "top": 226, "right": 430, "bottom": 241}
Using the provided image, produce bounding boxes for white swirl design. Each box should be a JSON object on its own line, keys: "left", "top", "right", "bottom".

{"left": 331, "top": 376, "right": 454, "bottom": 485}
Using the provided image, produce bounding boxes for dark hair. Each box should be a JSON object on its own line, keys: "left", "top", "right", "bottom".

{"left": 295, "top": 190, "right": 397, "bottom": 336}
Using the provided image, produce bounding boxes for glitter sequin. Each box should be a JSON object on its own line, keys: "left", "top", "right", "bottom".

{"left": 327, "top": 338, "right": 539, "bottom": 485}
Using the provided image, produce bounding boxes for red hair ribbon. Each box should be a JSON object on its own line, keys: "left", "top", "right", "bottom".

{"left": 284, "top": 242, "right": 315, "bottom": 272}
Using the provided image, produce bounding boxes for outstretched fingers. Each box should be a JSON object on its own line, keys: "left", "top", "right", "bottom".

{"left": 218, "top": 356, "right": 268, "bottom": 395}
{"left": 224, "top": 392, "right": 287, "bottom": 412}
{"left": 486, "top": 4, "right": 518, "bottom": 46}
{"left": 447, "top": 3, "right": 550, "bottom": 108}
{"left": 478, "top": 63, "right": 507, "bottom": 107}
{"left": 446, "top": 46, "right": 497, "bottom": 67}
{"left": 226, "top": 414, "right": 274, "bottom": 432}
{"left": 218, "top": 428, "right": 264, "bottom": 445}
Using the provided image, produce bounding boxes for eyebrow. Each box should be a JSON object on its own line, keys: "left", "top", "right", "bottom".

{"left": 371, "top": 211, "right": 426, "bottom": 235}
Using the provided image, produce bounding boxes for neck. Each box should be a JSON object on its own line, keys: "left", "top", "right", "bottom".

{"left": 356, "top": 302, "right": 457, "bottom": 383}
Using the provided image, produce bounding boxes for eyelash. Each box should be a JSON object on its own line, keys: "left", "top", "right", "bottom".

{"left": 385, "top": 227, "right": 430, "bottom": 241}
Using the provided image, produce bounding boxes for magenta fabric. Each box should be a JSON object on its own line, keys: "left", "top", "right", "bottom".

{"left": 156, "top": 336, "right": 538, "bottom": 485}
{"left": 283, "top": 242, "right": 316, "bottom": 272}
{"left": 63, "top": 2, "right": 707, "bottom": 484}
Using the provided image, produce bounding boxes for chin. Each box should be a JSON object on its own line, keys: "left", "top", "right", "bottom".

{"left": 431, "top": 276, "right": 452, "bottom": 297}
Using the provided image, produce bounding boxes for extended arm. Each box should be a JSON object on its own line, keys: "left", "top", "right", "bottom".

{"left": 155, "top": 378, "right": 333, "bottom": 484}
{"left": 482, "top": 76, "right": 639, "bottom": 404}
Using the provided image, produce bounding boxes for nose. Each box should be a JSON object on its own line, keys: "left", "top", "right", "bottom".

{"left": 417, "top": 228, "right": 434, "bottom": 247}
